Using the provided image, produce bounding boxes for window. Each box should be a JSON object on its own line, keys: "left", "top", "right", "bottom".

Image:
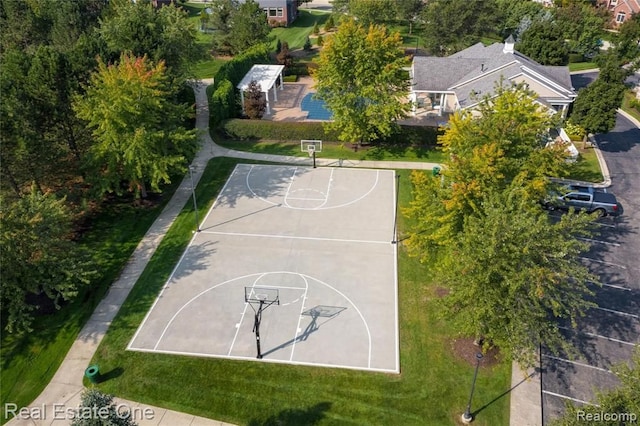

{"left": 616, "top": 11, "right": 626, "bottom": 23}
{"left": 269, "top": 8, "right": 277, "bottom": 17}
{"left": 610, "top": 0, "right": 618, "bottom": 6}
{"left": 277, "top": 7, "right": 284, "bottom": 17}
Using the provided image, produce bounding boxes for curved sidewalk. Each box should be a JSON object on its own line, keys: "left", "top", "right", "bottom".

{"left": 6, "top": 81, "right": 438, "bottom": 426}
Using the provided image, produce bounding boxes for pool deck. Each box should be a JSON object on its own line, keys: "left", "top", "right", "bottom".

{"left": 263, "top": 76, "right": 448, "bottom": 127}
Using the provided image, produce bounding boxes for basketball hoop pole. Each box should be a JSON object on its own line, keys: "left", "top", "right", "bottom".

{"left": 312, "top": 150, "right": 317, "bottom": 168}
{"left": 253, "top": 300, "right": 265, "bottom": 359}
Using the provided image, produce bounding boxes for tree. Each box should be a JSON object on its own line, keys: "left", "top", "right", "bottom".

{"left": 516, "top": 18, "right": 569, "bottom": 65}
{"left": 0, "top": 186, "right": 96, "bottom": 333}
{"left": 396, "top": 0, "right": 425, "bottom": 35}
{"left": 494, "top": 0, "right": 545, "bottom": 39}
{"left": 421, "top": 0, "right": 499, "bottom": 56}
{"left": 227, "top": 0, "right": 270, "bottom": 55}
{"left": 437, "top": 185, "right": 596, "bottom": 368}
{"left": 74, "top": 54, "right": 198, "bottom": 198}
{"left": 71, "top": 389, "right": 137, "bottom": 426}
{"left": 243, "top": 80, "right": 267, "bottom": 119}
{"left": 616, "top": 13, "right": 640, "bottom": 65}
{"left": 276, "top": 41, "right": 294, "bottom": 70}
{"left": 324, "top": 15, "right": 335, "bottom": 32}
{"left": 348, "top": 0, "right": 397, "bottom": 27}
{"left": 555, "top": 3, "right": 605, "bottom": 58}
{"left": 303, "top": 36, "right": 312, "bottom": 51}
{"left": 570, "top": 51, "right": 629, "bottom": 134}
{"left": 551, "top": 347, "right": 640, "bottom": 426}
{"left": 98, "top": 1, "right": 200, "bottom": 81}
{"left": 404, "top": 85, "right": 595, "bottom": 368}
{"left": 312, "top": 19, "right": 410, "bottom": 145}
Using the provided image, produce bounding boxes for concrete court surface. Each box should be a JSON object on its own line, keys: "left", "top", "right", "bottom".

{"left": 129, "top": 164, "right": 399, "bottom": 373}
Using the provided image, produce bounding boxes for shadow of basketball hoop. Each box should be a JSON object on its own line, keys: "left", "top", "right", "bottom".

{"left": 261, "top": 305, "right": 347, "bottom": 357}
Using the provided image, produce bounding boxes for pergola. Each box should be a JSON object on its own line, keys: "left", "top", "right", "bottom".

{"left": 237, "top": 64, "right": 285, "bottom": 115}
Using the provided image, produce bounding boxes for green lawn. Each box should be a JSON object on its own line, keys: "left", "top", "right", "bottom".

{"left": 87, "top": 157, "right": 511, "bottom": 426}
{"left": 271, "top": 10, "right": 331, "bottom": 50}
{"left": 568, "top": 147, "right": 604, "bottom": 183}
{"left": 1, "top": 183, "right": 180, "bottom": 424}
{"left": 191, "top": 57, "right": 228, "bottom": 80}
{"left": 568, "top": 62, "right": 598, "bottom": 72}
{"left": 622, "top": 90, "right": 640, "bottom": 123}
{"left": 215, "top": 140, "right": 447, "bottom": 163}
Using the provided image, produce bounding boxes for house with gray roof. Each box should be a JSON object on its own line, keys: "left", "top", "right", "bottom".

{"left": 409, "top": 36, "right": 577, "bottom": 119}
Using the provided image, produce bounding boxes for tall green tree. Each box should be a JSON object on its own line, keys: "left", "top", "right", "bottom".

{"left": 421, "top": 0, "right": 499, "bottom": 56}
{"left": 74, "top": 54, "right": 198, "bottom": 198}
{"left": 436, "top": 186, "right": 596, "bottom": 368}
{"left": 570, "top": 51, "right": 629, "bottom": 134}
{"left": 227, "top": 0, "right": 270, "bottom": 55}
{"left": 404, "top": 85, "right": 595, "bottom": 368}
{"left": 348, "top": 0, "right": 397, "bottom": 27}
{"left": 0, "top": 186, "right": 96, "bottom": 333}
{"left": 312, "top": 19, "right": 410, "bottom": 145}
{"left": 555, "top": 3, "right": 605, "bottom": 58}
{"left": 517, "top": 18, "right": 569, "bottom": 65}
{"left": 98, "top": 1, "right": 200, "bottom": 81}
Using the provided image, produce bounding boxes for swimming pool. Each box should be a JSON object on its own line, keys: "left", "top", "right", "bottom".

{"left": 300, "top": 93, "right": 333, "bottom": 120}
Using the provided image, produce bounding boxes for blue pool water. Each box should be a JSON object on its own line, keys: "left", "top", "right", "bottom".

{"left": 301, "top": 93, "right": 332, "bottom": 120}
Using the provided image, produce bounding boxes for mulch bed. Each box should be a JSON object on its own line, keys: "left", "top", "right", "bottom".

{"left": 451, "top": 337, "right": 501, "bottom": 368}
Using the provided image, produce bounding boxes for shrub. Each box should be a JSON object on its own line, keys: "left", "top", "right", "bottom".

{"left": 313, "top": 22, "right": 320, "bottom": 35}
{"left": 304, "top": 37, "right": 312, "bottom": 51}
{"left": 324, "top": 15, "right": 334, "bottom": 32}
{"left": 317, "top": 35, "right": 324, "bottom": 47}
{"left": 210, "top": 79, "right": 236, "bottom": 127}
{"left": 220, "top": 119, "right": 340, "bottom": 141}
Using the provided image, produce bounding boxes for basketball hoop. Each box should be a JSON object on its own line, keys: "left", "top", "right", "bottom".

{"left": 307, "top": 144, "right": 316, "bottom": 157}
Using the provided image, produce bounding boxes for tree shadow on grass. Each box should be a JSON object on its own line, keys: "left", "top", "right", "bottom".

{"left": 247, "top": 402, "right": 332, "bottom": 426}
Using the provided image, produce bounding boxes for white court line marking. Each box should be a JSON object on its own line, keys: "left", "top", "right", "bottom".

{"left": 282, "top": 168, "right": 299, "bottom": 209}
{"left": 286, "top": 197, "right": 326, "bottom": 201}
{"left": 594, "top": 222, "right": 616, "bottom": 228}
{"left": 315, "top": 167, "right": 334, "bottom": 209}
{"left": 543, "top": 354, "right": 612, "bottom": 373}
{"left": 601, "top": 283, "right": 632, "bottom": 291}
{"left": 227, "top": 274, "right": 265, "bottom": 356}
{"left": 594, "top": 306, "right": 640, "bottom": 319}
{"left": 542, "top": 390, "right": 597, "bottom": 406}
{"left": 127, "top": 347, "right": 399, "bottom": 373}
{"left": 244, "top": 165, "right": 384, "bottom": 211}
{"left": 558, "top": 326, "right": 639, "bottom": 346}
{"left": 392, "top": 171, "right": 399, "bottom": 373}
{"left": 202, "top": 230, "right": 389, "bottom": 245}
{"left": 589, "top": 281, "right": 632, "bottom": 291}
{"left": 580, "top": 257, "right": 627, "bottom": 269}
{"left": 289, "top": 275, "right": 310, "bottom": 361}
{"left": 146, "top": 271, "right": 374, "bottom": 368}
{"left": 578, "top": 237, "right": 620, "bottom": 247}
{"left": 128, "top": 165, "right": 244, "bottom": 350}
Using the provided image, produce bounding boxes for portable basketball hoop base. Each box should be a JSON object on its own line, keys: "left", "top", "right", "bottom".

{"left": 244, "top": 287, "right": 280, "bottom": 359}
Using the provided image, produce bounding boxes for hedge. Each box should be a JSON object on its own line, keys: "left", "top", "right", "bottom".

{"left": 209, "top": 44, "right": 272, "bottom": 126}
{"left": 219, "top": 119, "right": 441, "bottom": 146}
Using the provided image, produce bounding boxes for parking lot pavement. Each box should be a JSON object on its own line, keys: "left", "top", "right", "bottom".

{"left": 541, "top": 213, "right": 640, "bottom": 424}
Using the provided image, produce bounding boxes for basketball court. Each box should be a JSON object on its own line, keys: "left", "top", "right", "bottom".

{"left": 128, "top": 162, "right": 399, "bottom": 373}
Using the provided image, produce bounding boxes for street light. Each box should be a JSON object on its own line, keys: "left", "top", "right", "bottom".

{"left": 462, "top": 352, "right": 483, "bottom": 424}
{"left": 188, "top": 166, "right": 200, "bottom": 232}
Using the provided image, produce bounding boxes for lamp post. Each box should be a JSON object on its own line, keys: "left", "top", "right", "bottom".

{"left": 462, "top": 352, "right": 483, "bottom": 424}
{"left": 188, "top": 166, "right": 200, "bottom": 232}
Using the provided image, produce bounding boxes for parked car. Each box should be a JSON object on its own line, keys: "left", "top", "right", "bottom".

{"left": 543, "top": 184, "right": 620, "bottom": 217}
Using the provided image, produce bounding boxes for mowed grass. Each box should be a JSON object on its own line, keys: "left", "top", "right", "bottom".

{"left": 569, "top": 147, "right": 604, "bottom": 183}
{"left": 270, "top": 10, "right": 330, "bottom": 50}
{"left": 89, "top": 158, "right": 511, "bottom": 425}
{"left": 1, "top": 183, "right": 180, "bottom": 424}
{"left": 216, "top": 140, "right": 448, "bottom": 163}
